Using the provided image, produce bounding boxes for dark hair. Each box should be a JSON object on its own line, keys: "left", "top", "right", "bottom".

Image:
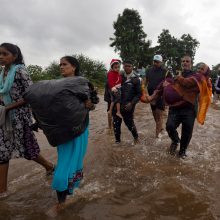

{"left": 61, "top": 56, "right": 80, "bottom": 75}
{"left": 123, "top": 60, "right": 133, "bottom": 65}
{"left": 0, "top": 43, "right": 24, "bottom": 65}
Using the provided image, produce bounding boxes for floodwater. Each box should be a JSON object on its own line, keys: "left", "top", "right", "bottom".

{"left": 1, "top": 98, "right": 220, "bottom": 220}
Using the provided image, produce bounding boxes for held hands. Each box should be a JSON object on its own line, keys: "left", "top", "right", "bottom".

{"left": 146, "top": 95, "right": 152, "bottom": 102}
{"left": 146, "top": 94, "right": 156, "bottom": 105}
{"left": 163, "top": 80, "right": 170, "bottom": 87}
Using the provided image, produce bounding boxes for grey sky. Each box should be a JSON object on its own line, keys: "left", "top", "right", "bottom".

{"left": 0, "top": 0, "right": 219, "bottom": 69}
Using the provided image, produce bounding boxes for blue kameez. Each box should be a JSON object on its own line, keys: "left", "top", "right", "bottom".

{"left": 52, "top": 126, "right": 89, "bottom": 194}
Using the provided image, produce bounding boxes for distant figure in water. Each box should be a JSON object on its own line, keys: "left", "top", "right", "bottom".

{"left": 148, "top": 57, "right": 212, "bottom": 158}
{"left": 142, "top": 54, "right": 168, "bottom": 138}
{"left": 0, "top": 43, "right": 54, "bottom": 194}
{"left": 112, "top": 60, "right": 141, "bottom": 145}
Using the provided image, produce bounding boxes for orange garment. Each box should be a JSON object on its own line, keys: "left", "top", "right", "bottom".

{"left": 194, "top": 76, "right": 212, "bottom": 125}
{"left": 158, "top": 74, "right": 212, "bottom": 125}
{"left": 175, "top": 74, "right": 212, "bottom": 124}
{"left": 140, "top": 82, "right": 148, "bottom": 103}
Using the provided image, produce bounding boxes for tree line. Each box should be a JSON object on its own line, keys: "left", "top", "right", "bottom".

{"left": 110, "top": 8, "right": 220, "bottom": 81}
{"left": 110, "top": 8, "right": 200, "bottom": 72}
{"left": 1, "top": 8, "right": 219, "bottom": 85}
{"left": 27, "top": 54, "right": 106, "bottom": 87}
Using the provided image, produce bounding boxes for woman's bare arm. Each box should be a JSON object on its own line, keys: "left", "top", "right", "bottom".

{"left": 5, "top": 99, "right": 26, "bottom": 112}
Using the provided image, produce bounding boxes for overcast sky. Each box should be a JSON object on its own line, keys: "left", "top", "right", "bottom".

{"left": 0, "top": 0, "right": 219, "bottom": 69}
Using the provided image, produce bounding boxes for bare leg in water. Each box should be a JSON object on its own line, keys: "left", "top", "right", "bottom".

{"left": 46, "top": 190, "right": 69, "bottom": 217}
{"left": 33, "top": 154, "right": 54, "bottom": 173}
{"left": 0, "top": 154, "right": 54, "bottom": 194}
{"left": 152, "top": 109, "right": 164, "bottom": 138}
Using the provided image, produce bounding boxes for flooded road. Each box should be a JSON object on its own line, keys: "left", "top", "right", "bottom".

{"left": 1, "top": 98, "right": 220, "bottom": 220}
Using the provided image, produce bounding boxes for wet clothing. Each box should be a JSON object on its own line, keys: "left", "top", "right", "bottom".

{"left": 51, "top": 79, "right": 98, "bottom": 201}
{"left": 112, "top": 72, "right": 141, "bottom": 142}
{"left": 166, "top": 70, "right": 196, "bottom": 153}
{"left": 166, "top": 107, "right": 195, "bottom": 152}
{"left": 0, "top": 65, "right": 40, "bottom": 163}
{"left": 52, "top": 126, "right": 89, "bottom": 194}
{"left": 110, "top": 88, "right": 121, "bottom": 103}
{"left": 113, "top": 107, "right": 138, "bottom": 142}
{"left": 120, "top": 72, "right": 141, "bottom": 105}
{"left": 146, "top": 66, "right": 167, "bottom": 93}
{"left": 146, "top": 66, "right": 167, "bottom": 111}
{"left": 145, "top": 66, "right": 167, "bottom": 137}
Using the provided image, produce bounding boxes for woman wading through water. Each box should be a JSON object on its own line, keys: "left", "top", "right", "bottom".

{"left": 0, "top": 43, "right": 54, "bottom": 194}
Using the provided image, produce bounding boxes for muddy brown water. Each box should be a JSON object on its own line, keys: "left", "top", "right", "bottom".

{"left": 0, "top": 98, "right": 220, "bottom": 220}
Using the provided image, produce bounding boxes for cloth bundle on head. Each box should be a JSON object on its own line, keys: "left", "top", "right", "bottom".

{"left": 110, "top": 59, "right": 121, "bottom": 68}
{"left": 24, "top": 76, "right": 90, "bottom": 146}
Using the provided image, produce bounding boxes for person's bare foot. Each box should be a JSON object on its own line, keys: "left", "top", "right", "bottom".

{"left": 46, "top": 202, "right": 68, "bottom": 217}
{"left": 46, "top": 204, "right": 60, "bottom": 217}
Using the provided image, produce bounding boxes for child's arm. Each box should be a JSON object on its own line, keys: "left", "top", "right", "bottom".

{"left": 147, "top": 80, "right": 165, "bottom": 102}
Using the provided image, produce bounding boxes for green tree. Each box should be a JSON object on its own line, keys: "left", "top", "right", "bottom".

{"left": 36, "top": 54, "right": 106, "bottom": 87}
{"left": 44, "top": 62, "right": 61, "bottom": 79}
{"left": 211, "top": 63, "right": 220, "bottom": 82}
{"left": 27, "top": 65, "right": 44, "bottom": 82}
{"left": 110, "top": 8, "right": 151, "bottom": 67}
{"left": 139, "top": 41, "right": 154, "bottom": 68}
{"left": 156, "top": 29, "right": 199, "bottom": 73}
{"left": 177, "top": 34, "right": 200, "bottom": 67}
{"left": 156, "top": 29, "right": 179, "bottom": 72}
{"left": 75, "top": 54, "right": 106, "bottom": 86}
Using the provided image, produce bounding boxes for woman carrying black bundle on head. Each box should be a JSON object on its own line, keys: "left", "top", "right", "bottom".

{"left": 24, "top": 55, "right": 98, "bottom": 213}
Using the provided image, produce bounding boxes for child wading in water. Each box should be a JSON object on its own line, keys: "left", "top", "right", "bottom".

{"left": 107, "top": 59, "right": 122, "bottom": 118}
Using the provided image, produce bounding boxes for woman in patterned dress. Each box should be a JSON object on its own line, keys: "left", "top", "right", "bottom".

{"left": 0, "top": 43, "right": 54, "bottom": 194}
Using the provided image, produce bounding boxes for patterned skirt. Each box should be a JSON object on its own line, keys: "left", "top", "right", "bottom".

{"left": 52, "top": 126, "right": 89, "bottom": 194}
{"left": 0, "top": 109, "right": 40, "bottom": 162}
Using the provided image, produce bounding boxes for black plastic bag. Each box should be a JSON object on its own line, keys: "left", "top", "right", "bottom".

{"left": 24, "top": 77, "right": 89, "bottom": 146}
